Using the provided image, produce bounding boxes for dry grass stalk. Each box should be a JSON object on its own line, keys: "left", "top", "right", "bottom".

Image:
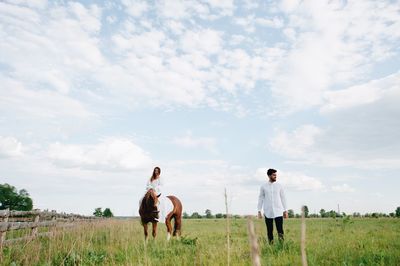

{"left": 247, "top": 218, "right": 261, "bottom": 266}
{"left": 301, "top": 206, "right": 308, "bottom": 266}
{"left": 224, "top": 188, "right": 230, "bottom": 266}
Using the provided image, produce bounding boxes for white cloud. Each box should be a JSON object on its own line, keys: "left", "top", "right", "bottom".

{"left": 104, "top": 23, "right": 278, "bottom": 112}
{"left": 206, "top": 0, "right": 234, "bottom": 16}
{"left": 0, "top": 136, "right": 23, "bottom": 158}
{"left": 270, "top": 125, "right": 322, "bottom": 158}
{"left": 229, "top": 34, "right": 246, "bottom": 46}
{"left": 280, "top": 0, "right": 301, "bottom": 13}
{"left": 270, "top": 73, "right": 400, "bottom": 169}
{"left": 156, "top": 0, "right": 234, "bottom": 20}
{"left": 321, "top": 71, "right": 400, "bottom": 113}
{"left": 47, "top": 138, "right": 152, "bottom": 172}
{"left": 106, "top": 15, "right": 116, "bottom": 24}
{"left": 173, "top": 132, "right": 217, "bottom": 154}
{"left": 0, "top": 75, "right": 94, "bottom": 119}
{"left": 164, "top": 20, "right": 185, "bottom": 35}
{"left": 4, "top": 0, "right": 48, "bottom": 9}
{"left": 256, "top": 17, "right": 284, "bottom": 28}
{"left": 157, "top": 0, "right": 188, "bottom": 19}
{"left": 121, "top": 0, "right": 148, "bottom": 17}
{"left": 332, "top": 184, "right": 355, "bottom": 193}
{"left": 69, "top": 2, "right": 102, "bottom": 33}
{"left": 0, "top": 0, "right": 104, "bottom": 98}
{"left": 112, "top": 30, "right": 166, "bottom": 55}
{"left": 235, "top": 16, "right": 283, "bottom": 33}
{"left": 0, "top": 1, "right": 281, "bottom": 116}
{"left": 242, "top": 0, "right": 258, "bottom": 10}
{"left": 181, "top": 29, "right": 223, "bottom": 55}
{"left": 255, "top": 168, "right": 325, "bottom": 191}
{"left": 271, "top": 0, "right": 400, "bottom": 113}
{"left": 234, "top": 16, "right": 256, "bottom": 33}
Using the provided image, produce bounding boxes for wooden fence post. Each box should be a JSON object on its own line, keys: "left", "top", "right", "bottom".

{"left": 50, "top": 216, "right": 57, "bottom": 237}
{"left": 0, "top": 209, "right": 10, "bottom": 252}
{"left": 31, "top": 214, "right": 40, "bottom": 239}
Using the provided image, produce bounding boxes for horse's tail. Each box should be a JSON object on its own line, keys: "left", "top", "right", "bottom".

{"left": 173, "top": 214, "right": 182, "bottom": 236}
{"left": 167, "top": 195, "right": 182, "bottom": 236}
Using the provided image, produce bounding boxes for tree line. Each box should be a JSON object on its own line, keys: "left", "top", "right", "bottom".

{"left": 183, "top": 209, "right": 243, "bottom": 219}
{"left": 2, "top": 184, "right": 400, "bottom": 218}
{"left": 183, "top": 206, "right": 400, "bottom": 219}
{"left": 1, "top": 183, "right": 114, "bottom": 217}
{"left": 93, "top": 207, "right": 114, "bottom": 217}
{"left": 287, "top": 205, "right": 400, "bottom": 218}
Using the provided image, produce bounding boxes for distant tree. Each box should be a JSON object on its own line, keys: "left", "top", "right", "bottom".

{"left": 371, "top": 212, "right": 379, "bottom": 218}
{"left": 205, "top": 209, "right": 213, "bottom": 219}
{"left": 352, "top": 212, "right": 361, "bottom": 218}
{"left": 0, "top": 183, "right": 33, "bottom": 211}
{"left": 320, "top": 209, "right": 326, "bottom": 218}
{"left": 233, "top": 215, "right": 241, "bottom": 219}
{"left": 396, "top": 207, "right": 400, "bottom": 218}
{"left": 103, "top": 208, "right": 113, "bottom": 217}
{"left": 93, "top": 207, "right": 103, "bottom": 217}
{"left": 389, "top": 212, "right": 395, "bottom": 218}
{"left": 215, "top": 213, "right": 223, "bottom": 218}
{"left": 183, "top": 212, "right": 189, "bottom": 219}
{"left": 303, "top": 206, "right": 309, "bottom": 218}
{"left": 295, "top": 214, "right": 301, "bottom": 218}
{"left": 191, "top": 212, "right": 202, "bottom": 219}
{"left": 288, "top": 209, "right": 294, "bottom": 218}
{"left": 329, "top": 210, "right": 337, "bottom": 218}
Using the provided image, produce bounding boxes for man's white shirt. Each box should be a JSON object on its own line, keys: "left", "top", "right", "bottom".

{"left": 258, "top": 181, "right": 287, "bottom": 218}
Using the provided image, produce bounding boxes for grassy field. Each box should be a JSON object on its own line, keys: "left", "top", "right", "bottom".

{"left": 2, "top": 217, "right": 400, "bottom": 265}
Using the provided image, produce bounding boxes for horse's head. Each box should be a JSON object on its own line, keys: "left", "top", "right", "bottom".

{"left": 145, "top": 189, "right": 159, "bottom": 210}
{"left": 139, "top": 189, "right": 159, "bottom": 222}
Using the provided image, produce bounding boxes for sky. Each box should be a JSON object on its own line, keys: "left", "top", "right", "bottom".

{"left": 1, "top": 0, "right": 399, "bottom": 216}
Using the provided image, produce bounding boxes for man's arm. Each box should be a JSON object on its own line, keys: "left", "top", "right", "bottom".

{"left": 280, "top": 185, "right": 288, "bottom": 218}
{"left": 257, "top": 186, "right": 264, "bottom": 219}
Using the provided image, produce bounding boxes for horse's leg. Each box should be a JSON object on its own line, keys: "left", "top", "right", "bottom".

{"left": 152, "top": 222, "right": 157, "bottom": 239}
{"left": 143, "top": 223, "right": 149, "bottom": 241}
{"left": 165, "top": 214, "right": 173, "bottom": 241}
{"left": 173, "top": 214, "right": 182, "bottom": 238}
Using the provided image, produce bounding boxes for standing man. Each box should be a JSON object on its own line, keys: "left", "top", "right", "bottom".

{"left": 258, "top": 168, "right": 288, "bottom": 243}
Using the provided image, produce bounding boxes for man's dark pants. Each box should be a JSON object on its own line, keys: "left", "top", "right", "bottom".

{"left": 264, "top": 216, "right": 284, "bottom": 243}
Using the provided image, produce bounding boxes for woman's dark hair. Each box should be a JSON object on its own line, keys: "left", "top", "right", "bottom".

{"left": 267, "top": 168, "right": 277, "bottom": 176}
{"left": 150, "top": 167, "right": 161, "bottom": 182}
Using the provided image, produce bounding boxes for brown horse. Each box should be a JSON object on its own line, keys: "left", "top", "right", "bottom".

{"left": 139, "top": 189, "right": 183, "bottom": 240}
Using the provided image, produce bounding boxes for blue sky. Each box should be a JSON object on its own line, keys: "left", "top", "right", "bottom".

{"left": 1, "top": 0, "right": 399, "bottom": 216}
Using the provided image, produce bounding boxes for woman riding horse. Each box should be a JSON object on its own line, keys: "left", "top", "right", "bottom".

{"left": 139, "top": 167, "right": 183, "bottom": 240}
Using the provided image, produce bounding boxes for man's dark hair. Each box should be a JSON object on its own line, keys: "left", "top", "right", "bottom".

{"left": 267, "top": 168, "right": 277, "bottom": 176}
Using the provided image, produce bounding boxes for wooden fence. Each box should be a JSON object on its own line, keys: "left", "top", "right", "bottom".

{"left": 0, "top": 209, "right": 100, "bottom": 249}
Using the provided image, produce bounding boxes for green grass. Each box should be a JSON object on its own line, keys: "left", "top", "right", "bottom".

{"left": 1, "top": 218, "right": 400, "bottom": 265}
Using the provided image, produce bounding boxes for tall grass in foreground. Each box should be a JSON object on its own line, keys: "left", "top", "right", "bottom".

{"left": 1, "top": 218, "right": 400, "bottom": 265}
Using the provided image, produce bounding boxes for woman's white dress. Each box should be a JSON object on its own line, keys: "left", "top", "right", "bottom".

{"left": 145, "top": 178, "right": 166, "bottom": 223}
